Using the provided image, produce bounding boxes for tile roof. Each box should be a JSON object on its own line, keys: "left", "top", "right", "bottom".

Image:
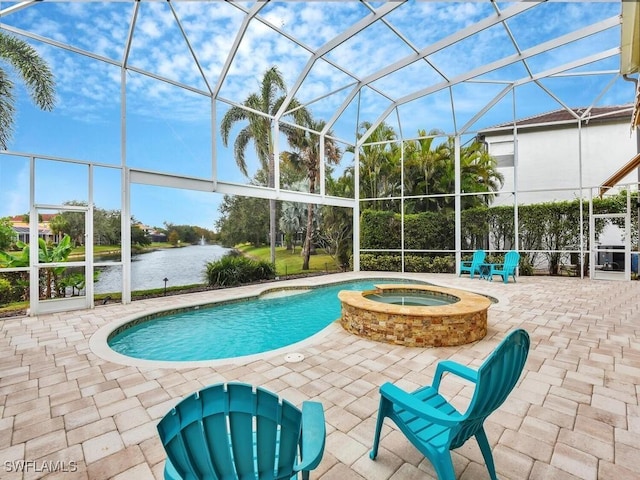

{"left": 482, "top": 104, "right": 634, "bottom": 131}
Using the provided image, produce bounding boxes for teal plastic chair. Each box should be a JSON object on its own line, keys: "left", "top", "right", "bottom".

{"left": 370, "top": 329, "right": 530, "bottom": 480}
{"left": 489, "top": 250, "right": 520, "bottom": 283}
{"left": 459, "top": 250, "right": 486, "bottom": 279}
{"left": 157, "top": 383, "right": 326, "bottom": 480}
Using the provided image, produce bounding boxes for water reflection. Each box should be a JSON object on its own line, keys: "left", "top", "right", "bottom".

{"left": 94, "top": 244, "right": 230, "bottom": 293}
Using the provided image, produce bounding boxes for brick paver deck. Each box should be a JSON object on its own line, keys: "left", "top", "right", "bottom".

{"left": 1, "top": 272, "right": 638, "bottom": 479}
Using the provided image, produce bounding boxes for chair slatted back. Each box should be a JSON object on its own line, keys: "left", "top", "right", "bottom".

{"left": 451, "top": 329, "right": 530, "bottom": 448}
{"left": 158, "top": 383, "right": 303, "bottom": 480}
{"left": 503, "top": 251, "right": 520, "bottom": 273}
{"left": 471, "top": 250, "right": 486, "bottom": 269}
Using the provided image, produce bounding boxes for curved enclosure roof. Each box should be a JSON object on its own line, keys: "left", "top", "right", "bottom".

{"left": 0, "top": 0, "right": 633, "bottom": 150}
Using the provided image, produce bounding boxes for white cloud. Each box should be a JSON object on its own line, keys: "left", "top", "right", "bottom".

{"left": 1, "top": 1, "right": 627, "bottom": 154}
{"left": 138, "top": 18, "right": 163, "bottom": 39}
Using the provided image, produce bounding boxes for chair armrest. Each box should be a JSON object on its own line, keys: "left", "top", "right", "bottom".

{"left": 432, "top": 360, "right": 478, "bottom": 390}
{"left": 295, "top": 401, "right": 326, "bottom": 472}
{"left": 380, "top": 383, "right": 462, "bottom": 427}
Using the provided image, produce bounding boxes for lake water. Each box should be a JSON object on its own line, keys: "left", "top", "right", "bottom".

{"left": 94, "top": 244, "right": 230, "bottom": 293}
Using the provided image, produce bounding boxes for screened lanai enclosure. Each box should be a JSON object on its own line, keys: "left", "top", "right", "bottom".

{"left": 0, "top": 0, "right": 639, "bottom": 315}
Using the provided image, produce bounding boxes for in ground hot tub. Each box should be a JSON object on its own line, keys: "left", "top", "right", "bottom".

{"left": 338, "top": 284, "right": 492, "bottom": 347}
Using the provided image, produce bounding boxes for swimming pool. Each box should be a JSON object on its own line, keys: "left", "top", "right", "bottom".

{"left": 107, "top": 279, "right": 428, "bottom": 362}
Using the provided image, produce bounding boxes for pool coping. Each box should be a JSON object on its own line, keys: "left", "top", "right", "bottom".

{"left": 338, "top": 284, "right": 493, "bottom": 315}
{"left": 89, "top": 273, "right": 505, "bottom": 369}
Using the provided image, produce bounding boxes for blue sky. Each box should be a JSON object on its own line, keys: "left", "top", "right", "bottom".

{"left": 0, "top": 0, "right": 632, "bottom": 230}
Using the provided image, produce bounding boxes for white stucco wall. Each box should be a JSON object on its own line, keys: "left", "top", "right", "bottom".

{"left": 484, "top": 120, "right": 639, "bottom": 206}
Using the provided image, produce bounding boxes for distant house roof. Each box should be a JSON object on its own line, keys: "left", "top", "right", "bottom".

{"left": 12, "top": 226, "right": 53, "bottom": 235}
{"left": 480, "top": 105, "right": 634, "bottom": 134}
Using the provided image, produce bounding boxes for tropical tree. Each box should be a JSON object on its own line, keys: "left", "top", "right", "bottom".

{"left": 50, "top": 201, "right": 87, "bottom": 246}
{"left": 282, "top": 119, "right": 342, "bottom": 269}
{"left": 348, "top": 122, "right": 402, "bottom": 210}
{"left": 220, "top": 66, "right": 308, "bottom": 263}
{"left": 433, "top": 137, "right": 504, "bottom": 211}
{"left": 36, "top": 235, "right": 73, "bottom": 298}
{"left": 0, "top": 216, "right": 16, "bottom": 250}
{"left": 131, "top": 225, "right": 151, "bottom": 247}
{"left": 216, "top": 194, "right": 270, "bottom": 248}
{"left": 93, "top": 208, "right": 121, "bottom": 245}
{"left": 404, "top": 129, "right": 449, "bottom": 212}
{"left": 318, "top": 205, "right": 352, "bottom": 270}
{"left": 0, "top": 31, "right": 56, "bottom": 149}
{"left": 49, "top": 213, "right": 69, "bottom": 239}
{"left": 0, "top": 235, "right": 75, "bottom": 299}
{"left": 168, "top": 230, "right": 179, "bottom": 246}
{"left": 279, "top": 202, "right": 304, "bottom": 252}
{"left": 403, "top": 133, "right": 504, "bottom": 212}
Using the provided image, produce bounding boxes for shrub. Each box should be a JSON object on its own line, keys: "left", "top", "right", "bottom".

{"left": 518, "top": 255, "right": 534, "bottom": 276}
{"left": 430, "top": 256, "right": 456, "bottom": 273}
{"left": 205, "top": 254, "right": 275, "bottom": 287}
{"left": 360, "top": 254, "right": 402, "bottom": 271}
{"left": 0, "top": 277, "right": 12, "bottom": 305}
{"left": 360, "top": 253, "right": 455, "bottom": 273}
{"left": 403, "top": 255, "right": 431, "bottom": 272}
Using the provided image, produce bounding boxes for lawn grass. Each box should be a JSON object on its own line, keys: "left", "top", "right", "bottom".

{"left": 236, "top": 244, "right": 339, "bottom": 276}
{"left": 71, "top": 242, "right": 175, "bottom": 257}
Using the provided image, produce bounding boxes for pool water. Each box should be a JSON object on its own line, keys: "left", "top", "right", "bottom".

{"left": 366, "top": 292, "right": 457, "bottom": 306}
{"left": 108, "top": 279, "right": 427, "bottom": 361}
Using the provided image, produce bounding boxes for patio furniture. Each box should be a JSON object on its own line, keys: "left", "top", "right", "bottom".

{"left": 370, "top": 328, "right": 530, "bottom": 480}
{"left": 459, "top": 250, "right": 486, "bottom": 279}
{"left": 489, "top": 250, "right": 520, "bottom": 283}
{"left": 478, "top": 262, "right": 493, "bottom": 280}
{"left": 157, "top": 382, "right": 326, "bottom": 480}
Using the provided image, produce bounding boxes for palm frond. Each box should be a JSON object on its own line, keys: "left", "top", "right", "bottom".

{"left": 0, "top": 31, "right": 55, "bottom": 111}
{"left": 234, "top": 127, "right": 253, "bottom": 177}
{"left": 220, "top": 105, "right": 249, "bottom": 146}
{"left": 261, "top": 66, "right": 286, "bottom": 108}
{"left": 0, "top": 69, "right": 15, "bottom": 150}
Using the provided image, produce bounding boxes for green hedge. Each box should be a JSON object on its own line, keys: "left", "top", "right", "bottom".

{"left": 360, "top": 192, "right": 637, "bottom": 275}
{"left": 360, "top": 254, "right": 455, "bottom": 273}
{"left": 361, "top": 210, "right": 455, "bottom": 250}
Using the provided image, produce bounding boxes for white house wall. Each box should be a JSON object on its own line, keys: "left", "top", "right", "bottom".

{"left": 487, "top": 121, "right": 638, "bottom": 207}
{"left": 581, "top": 122, "right": 639, "bottom": 189}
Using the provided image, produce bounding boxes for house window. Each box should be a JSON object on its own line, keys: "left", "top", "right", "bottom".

{"left": 488, "top": 140, "right": 515, "bottom": 167}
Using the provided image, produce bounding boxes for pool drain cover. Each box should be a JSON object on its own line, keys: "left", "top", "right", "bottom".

{"left": 284, "top": 352, "right": 305, "bottom": 363}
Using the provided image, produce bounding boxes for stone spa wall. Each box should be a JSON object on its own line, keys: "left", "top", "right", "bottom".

{"left": 338, "top": 284, "right": 492, "bottom": 347}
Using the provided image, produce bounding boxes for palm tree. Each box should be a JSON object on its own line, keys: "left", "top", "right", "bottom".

{"left": 220, "top": 66, "right": 308, "bottom": 263}
{"left": 348, "top": 122, "right": 401, "bottom": 210}
{"left": 279, "top": 201, "right": 304, "bottom": 252}
{"left": 282, "top": 119, "right": 341, "bottom": 270}
{"left": 434, "top": 137, "right": 504, "bottom": 210}
{"left": 459, "top": 139, "right": 504, "bottom": 208}
{"left": 404, "top": 129, "right": 449, "bottom": 212}
{"left": 0, "top": 31, "right": 56, "bottom": 149}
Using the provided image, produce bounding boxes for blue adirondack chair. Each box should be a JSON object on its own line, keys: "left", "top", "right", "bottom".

{"left": 489, "top": 250, "right": 520, "bottom": 283}
{"left": 370, "top": 329, "right": 530, "bottom": 480}
{"left": 157, "top": 382, "right": 326, "bottom": 480}
{"left": 459, "top": 250, "right": 486, "bottom": 279}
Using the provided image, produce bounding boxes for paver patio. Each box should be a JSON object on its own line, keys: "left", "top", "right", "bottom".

{"left": 1, "top": 272, "right": 639, "bottom": 479}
